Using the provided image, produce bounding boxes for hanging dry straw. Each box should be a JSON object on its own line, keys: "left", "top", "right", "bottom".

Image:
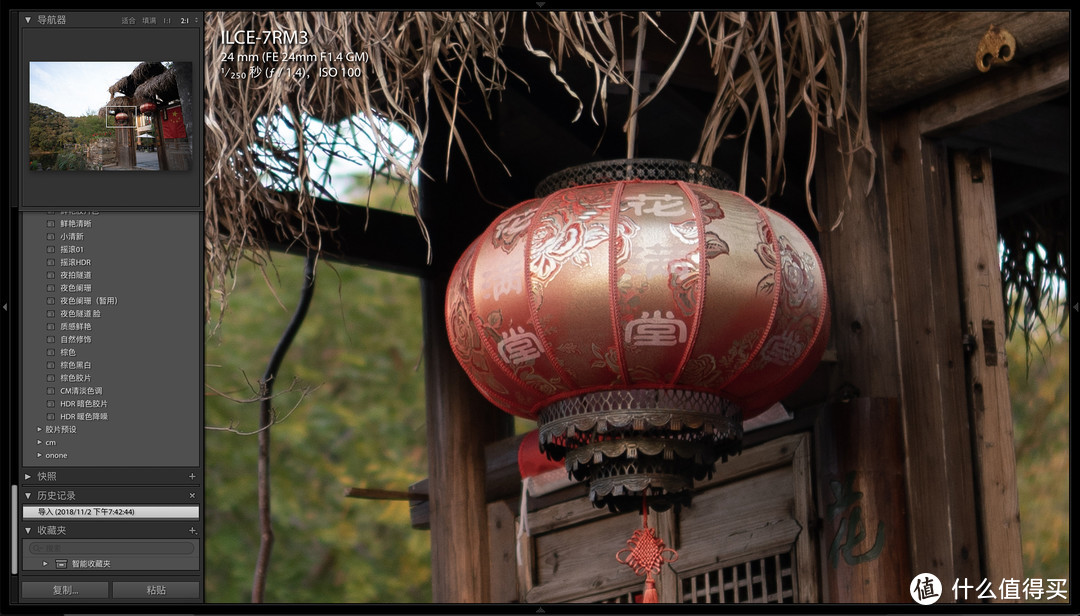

{"left": 203, "top": 11, "right": 875, "bottom": 320}
{"left": 130, "top": 61, "right": 168, "bottom": 86}
{"left": 134, "top": 67, "right": 180, "bottom": 105}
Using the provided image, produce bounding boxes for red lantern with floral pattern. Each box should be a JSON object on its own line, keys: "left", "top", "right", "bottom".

{"left": 446, "top": 160, "right": 830, "bottom": 512}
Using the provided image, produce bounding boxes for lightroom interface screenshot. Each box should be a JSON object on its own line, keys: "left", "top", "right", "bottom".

{"left": 2, "top": 8, "right": 1073, "bottom": 615}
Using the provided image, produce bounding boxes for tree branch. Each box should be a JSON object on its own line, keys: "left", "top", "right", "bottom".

{"left": 251, "top": 250, "right": 318, "bottom": 603}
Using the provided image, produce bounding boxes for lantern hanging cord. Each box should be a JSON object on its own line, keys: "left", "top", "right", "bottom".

{"left": 252, "top": 250, "right": 318, "bottom": 603}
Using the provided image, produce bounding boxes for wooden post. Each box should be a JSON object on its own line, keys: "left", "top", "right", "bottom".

{"left": 815, "top": 131, "right": 913, "bottom": 601}
{"left": 154, "top": 109, "right": 168, "bottom": 170}
{"left": 816, "top": 398, "right": 911, "bottom": 602}
{"left": 816, "top": 134, "right": 901, "bottom": 399}
{"left": 950, "top": 150, "right": 1023, "bottom": 596}
{"left": 116, "top": 123, "right": 136, "bottom": 169}
{"left": 419, "top": 101, "right": 517, "bottom": 602}
{"left": 421, "top": 271, "right": 510, "bottom": 602}
{"left": 879, "top": 108, "right": 981, "bottom": 594}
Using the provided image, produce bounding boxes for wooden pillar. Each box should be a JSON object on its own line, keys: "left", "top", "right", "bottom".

{"left": 421, "top": 274, "right": 509, "bottom": 602}
{"left": 950, "top": 150, "right": 1023, "bottom": 593}
{"left": 116, "top": 123, "right": 136, "bottom": 169}
{"left": 815, "top": 131, "right": 913, "bottom": 601}
{"left": 155, "top": 109, "right": 168, "bottom": 170}
{"left": 816, "top": 398, "right": 911, "bottom": 602}
{"left": 879, "top": 109, "right": 981, "bottom": 593}
{"left": 419, "top": 104, "right": 516, "bottom": 602}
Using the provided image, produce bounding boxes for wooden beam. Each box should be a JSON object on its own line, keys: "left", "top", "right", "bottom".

{"left": 879, "top": 108, "right": 981, "bottom": 596}
{"left": 950, "top": 149, "right": 1023, "bottom": 598}
{"left": 250, "top": 193, "right": 433, "bottom": 278}
{"left": 344, "top": 487, "right": 427, "bottom": 501}
{"left": 421, "top": 271, "right": 511, "bottom": 602}
{"left": 866, "top": 12, "right": 1069, "bottom": 111}
{"left": 940, "top": 98, "right": 1070, "bottom": 175}
{"left": 919, "top": 45, "right": 1069, "bottom": 137}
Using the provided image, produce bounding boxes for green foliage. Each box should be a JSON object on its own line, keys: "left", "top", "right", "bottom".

{"left": 70, "top": 113, "right": 108, "bottom": 144}
{"left": 29, "top": 151, "right": 57, "bottom": 170}
{"left": 29, "top": 102, "right": 74, "bottom": 153}
{"left": 1008, "top": 315, "right": 1069, "bottom": 597}
{"left": 204, "top": 183, "right": 431, "bottom": 602}
{"left": 54, "top": 150, "right": 92, "bottom": 170}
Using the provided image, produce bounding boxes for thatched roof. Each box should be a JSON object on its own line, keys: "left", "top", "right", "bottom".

{"left": 108, "top": 74, "right": 139, "bottom": 97}
{"left": 203, "top": 11, "right": 875, "bottom": 318}
{"left": 131, "top": 61, "right": 167, "bottom": 85}
{"left": 108, "top": 62, "right": 167, "bottom": 97}
{"left": 98, "top": 95, "right": 135, "bottom": 119}
{"left": 199, "top": 10, "right": 1068, "bottom": 343}
{"left": 134, "top": 67, "right": 180, "bottom": 105}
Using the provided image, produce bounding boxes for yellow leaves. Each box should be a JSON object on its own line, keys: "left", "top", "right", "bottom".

{"left": 1008, "top": 315, "right": 1069, "bottom": 590}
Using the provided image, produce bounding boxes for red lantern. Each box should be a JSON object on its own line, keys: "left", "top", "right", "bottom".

{"left": 139, "top": 102, "right": 157, "bottom": 114}
{"left": 446, "top": 160, "right": 830, "bottom": 512}
{"left": 114, "top": 112, "right": 130, "bottom": 124}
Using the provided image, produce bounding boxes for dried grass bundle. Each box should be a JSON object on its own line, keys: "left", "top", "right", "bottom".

{"left": 130, "top": 61, "right": 167, "bottom": 85}
{"left": 690, "top": 12, "right": 873, "bottom": 227}
{"left": 109, "top": 74, "right": 141, "bottom": 97}
{"left": 104, "top": 95, "right": 135, "bottom": 110}
{"left": 203, "top": 11, "right": 874, "bottom": 319}
{"left": 134, "top": 67, "right": 179, "bottom": 105}
{"left": 999, "top": 197, "right": 1070, "bottom": 353}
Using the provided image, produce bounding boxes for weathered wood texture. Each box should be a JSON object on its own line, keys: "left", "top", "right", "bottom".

{"left": 164, "top": 137, "right": 191, "bottom": 171}
{"left": 488, "top": 500, "right": 521, "bottom": 603}
{"left": 816, "top": 133, "right": 900, "bottom": 399}
{"left": 154, "top": 113, "right": 167, "bottom": 170}
{"left": 814, "top": 131, "right": 915, "bottom": 602}
{"left": 880, "top": 108, "right": 981, "bottom": 596}
{"left": 116, "top": 126, "right": 136, "bottom": 168}
{"left": 866, "top": 12, "right": 1070, "bottom": 111}
{"left": 419, "top": 103, "right": 517, "bottom": 600}
{"left": 421, "top": 274, "right": 510, "bottom": 602}
{"left": 920, "top": 45, "right": 1070, "bottom": 136}
{"left": 816, "top": 397, "right": 911, "bottom": 602}
{"left": 950, "top": 150, "right": 1023, "bottom": 597}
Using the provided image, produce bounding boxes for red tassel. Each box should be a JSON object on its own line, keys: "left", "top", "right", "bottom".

{"left": 615, "top": 494, "right": 678, "bottom": 604}
{"left": 642, "top": 573, "right": 659, "bottom": 603}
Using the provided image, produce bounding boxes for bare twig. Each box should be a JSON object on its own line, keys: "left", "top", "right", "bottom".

{"left": 204, "top": 378, "right": 319, "bottom": 436}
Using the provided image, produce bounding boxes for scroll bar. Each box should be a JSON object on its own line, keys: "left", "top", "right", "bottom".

{"left": 10, "top": 485, "right": 17, "bottom": 575}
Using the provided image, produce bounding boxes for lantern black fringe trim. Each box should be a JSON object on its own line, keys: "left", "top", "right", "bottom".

{"left": 537, "top": 388, "right": 743, "bottom": 513}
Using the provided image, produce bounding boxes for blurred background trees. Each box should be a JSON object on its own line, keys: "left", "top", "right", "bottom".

{"left": 203, "top": 176, "right": 431, "bottom": 603}
{"left": 1007, "top": 310, "right": 1069, "bottom": 596}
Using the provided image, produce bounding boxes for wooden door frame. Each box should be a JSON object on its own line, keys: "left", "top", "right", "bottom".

{"left": 816, "top": 42, "right": 1066, "bottom": 601}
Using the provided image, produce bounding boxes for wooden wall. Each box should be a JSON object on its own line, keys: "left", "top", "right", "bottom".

{"left": 814, "top": 14, "right": 1066, "bottom": 599}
